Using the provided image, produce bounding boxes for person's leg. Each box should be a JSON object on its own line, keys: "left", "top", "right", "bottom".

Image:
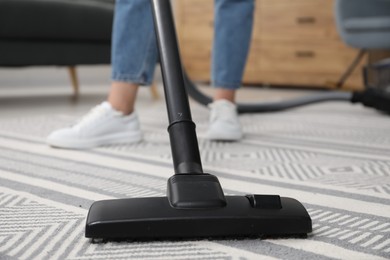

{"left": 213, "top": 88, "right": 236, "bottom": 103}
{"left": 47, "top": 0, "right": 158, "bottom": 149}
{"left": 108, "top": 82, "right": 139, "bottom": 115}
{"left": 109, "top": 0, "right": 159, "bottom": 115}
{"left": 207, "top": 0, "right": 255, "bottom": 141}
{"left": 212, "top": 0, "right": 255, "bottom": 102}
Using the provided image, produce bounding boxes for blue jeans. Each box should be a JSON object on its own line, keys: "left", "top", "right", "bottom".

{"left": 111, "top": 0, "right": 254, "bottom": 90}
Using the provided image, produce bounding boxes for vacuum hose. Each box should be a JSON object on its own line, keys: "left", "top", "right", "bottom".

{"left": 183, "top": 71, "right": 390, "bottom": 114}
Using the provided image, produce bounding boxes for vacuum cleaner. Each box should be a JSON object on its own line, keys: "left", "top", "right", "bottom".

{"left": 85, "top": 0, "right": 312, "bottom": 241}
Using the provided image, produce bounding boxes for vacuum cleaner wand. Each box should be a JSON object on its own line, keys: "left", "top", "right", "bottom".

{"left": 85, "top": 0, "right": 312, "bottom": 240}
{"left": 151, "top": 0, "right": 203, "bottom": 175}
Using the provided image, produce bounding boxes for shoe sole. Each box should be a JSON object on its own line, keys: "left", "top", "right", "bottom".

{"left": 47, "top": 131, "right": 143, "bottom": 149}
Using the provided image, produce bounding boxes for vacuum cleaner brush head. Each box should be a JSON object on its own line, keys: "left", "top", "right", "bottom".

{"left": 85, "top": 195, "right": 312, "bottom": 240}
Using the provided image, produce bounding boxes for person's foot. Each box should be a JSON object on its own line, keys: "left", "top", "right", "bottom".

{"left": 47, "top": 102, "right": 142, "bottom": 149}
{"left": 206, "top": 99, "right": 243, "bottom": 141}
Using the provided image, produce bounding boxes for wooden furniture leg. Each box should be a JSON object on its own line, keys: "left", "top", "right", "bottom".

{"left": 68, "top": 66, "right": 79, "bottom": 97}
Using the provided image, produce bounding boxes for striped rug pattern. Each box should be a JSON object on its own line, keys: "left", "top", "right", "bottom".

{"left": 0, "top": 101, "right": 389, "bottom": 259}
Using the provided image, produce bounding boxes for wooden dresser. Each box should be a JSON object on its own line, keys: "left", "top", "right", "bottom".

{"left": 175, "top": 0, "right": 365, "bottom": 90}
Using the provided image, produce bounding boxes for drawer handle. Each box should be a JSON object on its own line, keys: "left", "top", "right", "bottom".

{"left": 296, "top": 16, "right": 316, "bottom": 24}
{"left": 295, "top": 51, "right": 315, "bottom": 58}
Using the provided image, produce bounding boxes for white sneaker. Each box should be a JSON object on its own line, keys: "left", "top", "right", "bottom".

{"left": 47, "top": 102, "right": 142, "bottom": 149}
{"left": 206, "top": 99, "right": 243, "bottom": 141}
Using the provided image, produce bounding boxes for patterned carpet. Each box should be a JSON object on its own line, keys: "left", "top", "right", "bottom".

{"left": 0, "top": 100, "right": 389, "bottom": 259}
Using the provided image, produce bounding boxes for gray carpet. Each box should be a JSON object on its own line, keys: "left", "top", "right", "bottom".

{"left": 0, "top": 100, "right": 389, "bottom": 259}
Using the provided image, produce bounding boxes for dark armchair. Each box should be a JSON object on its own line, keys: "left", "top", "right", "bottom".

{"left": 0, "top": 0, "right": 114, "bottom": 96}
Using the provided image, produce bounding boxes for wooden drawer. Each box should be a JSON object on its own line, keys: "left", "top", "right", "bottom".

{"left": 179, "top": 23, "right": 213, "bottom": 42}
{"left": 259, "top": 41, "right": 362, "bottom": 75}
{"left": 176, "top": 0, "right": 213, "bottom": 42}
{"left": 257, "top": 0, "right": 340, "bottom": 41}
{"left": 258, "top": 40, "right": 365, "bottom": 89}
{"left": 258, "top": 71, "right": 363, "bottom": 89}
{"left": 179, "top": 38, "right": 211, "bottom": 82}
{"left": 177, "top": 0, "right": 213, "bottom": 25}
{"left": 180, "top": 39, "right": 261, "bottom": 83}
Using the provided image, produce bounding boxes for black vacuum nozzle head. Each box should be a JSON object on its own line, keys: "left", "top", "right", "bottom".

{"left": 85, "top": 195, "right": 312, "bottom": 241}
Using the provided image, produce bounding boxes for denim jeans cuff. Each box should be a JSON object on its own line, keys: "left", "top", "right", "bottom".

{"left": 213, "top": 80, "right": 241, "bottom": 90}
{"left": 112, "top": 72, "right": 153, "bottom": 86}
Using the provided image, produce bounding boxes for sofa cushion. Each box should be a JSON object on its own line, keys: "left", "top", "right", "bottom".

{"left": 0, "top": 0, "right": 114, "bottom": 42}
